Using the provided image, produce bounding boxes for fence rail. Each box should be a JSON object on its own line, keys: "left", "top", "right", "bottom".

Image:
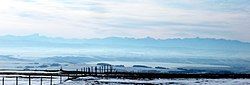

{"left": 0, "top": 65, "right": 250, "bottom": 85}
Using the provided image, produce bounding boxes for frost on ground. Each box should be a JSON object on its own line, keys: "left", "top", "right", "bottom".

{"left": 59, "top": 77, "right": 250, "bottom": 85}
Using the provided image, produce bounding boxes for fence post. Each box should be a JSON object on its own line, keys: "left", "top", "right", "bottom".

{"left": 16, "top": 77, "right": 18, "bottom": 85}
{"left": 60, "top": 75, "right": 62, "bottom": 84}
{"left": 40, "top": 77, "right": 43, "bottom": 85}
{"left": 2, "top": 77, "right": 4, "bottom": 85}
{"left": 50, "top": 76, "right": 52, "bottom": 85}
{"left": 29, "top": 75, "right": 31, "bottom": 85}
{"left": 40, "top": 77, "right": 42, "bottom": 85}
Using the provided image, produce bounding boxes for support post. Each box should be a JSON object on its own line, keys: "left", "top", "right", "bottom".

{"left": 50, "top": 76, "right": 53, "bottom": 85}
{"left": 16, "top": 77, "right": 18, "bottom": 85}
{"left": 60, "top": 75, "right": 62, "bottom": 84}
{"left": 40, "top": 77, "right": 42, "bottom": 85}
{"left": 2, "top": 77, "right": 4, "bottom": 85}
{"left": 29, "top": 75, "right": 31, "bottom": 85}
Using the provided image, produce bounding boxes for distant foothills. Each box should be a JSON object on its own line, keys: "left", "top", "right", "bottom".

{"left": 0, "top": 34, "right": 249, "bottom": 48}
{"left": 0, "top": 34, "right": 250, "bottom": 72}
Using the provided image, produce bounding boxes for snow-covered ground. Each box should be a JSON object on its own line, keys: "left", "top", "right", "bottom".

{"left": 59, "top": 77, "right": 250, "bottom": 85}
{"left": 0, "top": 76, "right": 249, "bottom": 85}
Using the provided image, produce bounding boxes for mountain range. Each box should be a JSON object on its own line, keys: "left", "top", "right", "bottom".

{"left": 0, "top": 34, "right": 250, "bottom": 70}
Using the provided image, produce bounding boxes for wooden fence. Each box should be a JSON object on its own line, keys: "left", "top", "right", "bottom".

{"left": 0, "top": 65, "right": 250, "bottom": 85}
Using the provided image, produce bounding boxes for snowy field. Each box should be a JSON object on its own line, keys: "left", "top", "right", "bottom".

{"left": 60, "top": 77, "right": 250, "bottom": 85}
{"left": 0, "top": 61, "right": 249, "bottom": 85}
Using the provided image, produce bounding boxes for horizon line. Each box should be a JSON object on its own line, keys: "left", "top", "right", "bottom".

{"left": 0, "top": 33, "right": 248, "bottom": 43}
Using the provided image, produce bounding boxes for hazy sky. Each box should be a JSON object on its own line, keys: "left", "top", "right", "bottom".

{"left": 0, "top": 0, "right": 249, "bottom": 42}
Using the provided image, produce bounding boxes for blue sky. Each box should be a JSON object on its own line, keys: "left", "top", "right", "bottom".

{"left": 0, "top": 0, "right": 249, "bottom": 42}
